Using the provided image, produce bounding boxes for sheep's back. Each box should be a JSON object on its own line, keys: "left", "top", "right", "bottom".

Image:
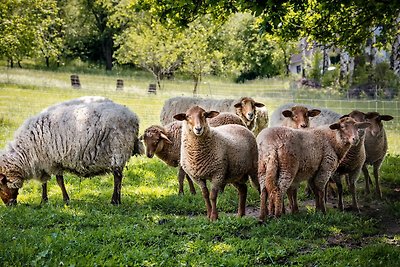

{"left": 257, "top": 126, "right": 329, "bottom": 180}
{"left": 213, "top": 125, "right": 258, "bottom": 174}
{"left": 11, "top": 99, "right": 139, "bottom": 177}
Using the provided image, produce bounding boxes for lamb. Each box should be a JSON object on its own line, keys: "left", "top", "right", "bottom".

{"left": 257, "top": 117, "right": 370, "bottom": 219}
{"left": 174, "top": 106, "right": 260, "bottom": 221}
{"left": 0, "top": 96, "right": 141, "bottom": 205}
{"left": 362, "top": 112, "right": 394, "bottom": 198}
{"left": 141, "top": 112, "right": 245, "bottom": 195}
{"left": 160, "top": 96, "right": 266, "bottom": 134}
{"left": 331, "top": 110, "right": 368, "bottom": 212}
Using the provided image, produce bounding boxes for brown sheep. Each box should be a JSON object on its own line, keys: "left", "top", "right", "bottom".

{"left": 362, "top": 112, "right": 394, "bottom": 198}
{"left": 257, "top": 117, "right": 370, "bottom": 219}
{"left": 141, "top": 112, "right": 246, "bottom": 195}
{"left": 174, "top": 106, "right": 259, "bottom": 221}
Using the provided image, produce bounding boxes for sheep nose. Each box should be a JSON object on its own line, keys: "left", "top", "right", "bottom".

{"left": 147, "top": 152, "right": 154, "bottom": 158}
{"left": 247, "top": 112, "right": 254, "bottom": 119}
{"left": 300, "top": 123, "right": 307, "bottom": 128}
{"left": 194, "top": 126, "right": 203, "bottom": 135}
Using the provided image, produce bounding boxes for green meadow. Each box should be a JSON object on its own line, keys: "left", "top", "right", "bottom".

{"left": 0, "top": 67, "right": 399, "bottom": 266}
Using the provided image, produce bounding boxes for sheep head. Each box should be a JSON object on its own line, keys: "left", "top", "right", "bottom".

{"left": 282, "top": 106, "right": 321, "bottom": 128}
{"left": 174, "top": 106, "right": 219, "bottom": 136}
{"left": 329, "top": 117, "right": 371, "bottom": 146}
{"left": 0, "top": 173, "right": 19, "bottom": 206}
{"left": 364, "top": 112, "right": 394, "bottom": 137}
{"left": 141, "top": 125, "right": 172, "bottom": 158}
{"left": 233, "top": 97, "right": 264, "bottom": 124}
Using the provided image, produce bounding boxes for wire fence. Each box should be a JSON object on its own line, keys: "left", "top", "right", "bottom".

{"left": 1, "top": 68, "right": 399, "bottom": 154}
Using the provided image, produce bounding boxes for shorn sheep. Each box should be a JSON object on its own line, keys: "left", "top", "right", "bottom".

{"left": 269, "top": 105, "right": 321, "bottom": 128}
{"left": 332, "top": 110, "right": 368, "bottom": 212}
{"left": 362, "top": 112, "right": 394, "bottom": 198}
{"left": 141, "top": 112, "right": 245, "bottom": 195}
{"left": 174, "top": 106, "right": 259, "bottom": 221}
{"left": 0, "top": 96, "right": 141, "bottom": 205}
{"left": 160, "top": 96, "right": 266, "bottom": 134}
{"left": 269, "top": 102, "right": 341, "bottom": 128}
{"left": 257, "top": 117, "right": 370, "bottom": 219}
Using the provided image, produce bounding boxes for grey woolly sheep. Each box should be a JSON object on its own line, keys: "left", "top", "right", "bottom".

{"left": 160, "top": 96, "right": 266, "bottom": 134}
{"left": 0, "top": 96, "right": 141, "bottom": 205}
{"left": 362, "top": 112, "right": 394, "bottom": 198}
{"left": 141, "top": 112, "right": 246, "bottom": 195}
{"left": 174, "top": 106, "right": 259, "bottom": 221}
{"left": 257, "top": 117, "right": 370, "bottom": 219}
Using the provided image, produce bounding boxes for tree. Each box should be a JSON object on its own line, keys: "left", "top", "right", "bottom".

{"left": 0, "top": 0, "right": 64, "bottom": 68}
{"left": 180, "top": 16, "right": 222, "bottom": 94}
{"left": 152, "top": 0, "right": 400, "bottom": 55}
{"left": 114, "top": 13, "right": 183, "bottom": 90}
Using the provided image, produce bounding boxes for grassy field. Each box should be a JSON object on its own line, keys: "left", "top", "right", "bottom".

{"left": 0, "top": 67, "right": 399, "bottom": 266}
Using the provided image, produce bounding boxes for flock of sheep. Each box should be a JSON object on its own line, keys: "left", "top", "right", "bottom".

{"left": 0, "top": 95, "right": 394, "bottom": 222}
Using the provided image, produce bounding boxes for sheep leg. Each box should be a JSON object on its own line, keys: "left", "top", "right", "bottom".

{"left": 233, "top": 182, "right": 247, "bottom": 217}
{"left": 373, "top": 161, "right": 383, "bottom": 199}
{"left": 362, "top": 164, "right": 371, "bottom": 194}
{"left": 41, "top": 183, "right": 49, "bottom": 204}
{"left": 210, "top": 185, "right": 220, "bottom": 221}
{"left": 287, "top": 186, "right": 298, "bottom": 213}
{"left": 348, "top": 175, "right": 360, "bottom": 212}
{"left": 259, "top": 187, "right": 268, "bottom": 221}
{"left": 56, "top": 175, "right": 70, "bottom": 204}
{"left": 177, "top": 167, "right": 185, "bottom": 195}
{"left": 335, "top": 175, "right": 344, "bottom": 211}
{"left": 111, "top": 168, "right": 123, "bottom": 205}
{"left": 185, "top": 174, "right": 196, "bottom": 195}
{"left": 199, "top": 181, "right": 212, "bottom": 218}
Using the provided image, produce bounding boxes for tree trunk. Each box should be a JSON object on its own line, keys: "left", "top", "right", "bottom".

{"left": 322, "top": 45, "right": 329, "bottom": 74}
{"left": 102, "top": 35, "right": 113, "bottom": 71}
{"left": 391, "top": 34, "right": 400, "bottom": 76}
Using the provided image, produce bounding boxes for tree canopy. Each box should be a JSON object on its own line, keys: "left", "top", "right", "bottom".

{"left": 151, "top": 0, "right": 400, "bottom": 54}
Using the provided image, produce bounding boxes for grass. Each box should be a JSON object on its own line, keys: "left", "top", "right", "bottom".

{"left": 0, "top": 67, "right": 399, "bottom": 266}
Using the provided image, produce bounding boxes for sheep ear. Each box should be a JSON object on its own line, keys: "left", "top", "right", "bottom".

{"left": 173, "top": 113, "right": 187, "bottom": 121}
{"left": 380, "top": 115, "right": 394, "bottom": 121}
{"left": 329, "top": 122, "right": 340, "bottom": 130}
{"left": 160, "top": 133, "right": 173, "bottom": 144}
{"left": 282, "top": 110, "right": 293, "bottom": 118}
{"left": 308, "top": 109, "right": 321, "bottom": 117}
{"left": 255, "top": 102, "right": 265, "bottom": 108}
{"left": 205, "top": 111, "right": 219, "bottom": 119}
{"left": 233, "top": 102, "right": 241, "bottom": 108}
{"left": 356, "top": 122, "right": 371, "bottom": 129}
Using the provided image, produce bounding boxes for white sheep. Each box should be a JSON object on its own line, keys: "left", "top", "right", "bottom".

{"left": 174, "top": 106, "right": 259, "bottom": 221}
{"left": 141, "top": 112, "right": 245, "bottom": 195}
{"left": 160, "top": 96, "right": 266, "bottom": 134}
{"left": 0, "top": 96, "right": 141, "bottom": 205}
{"left": 257, "top": 117, "right": 370, "bottom": 219}
{"left": 362, "top": 111, "right": 394, "bottom": 198}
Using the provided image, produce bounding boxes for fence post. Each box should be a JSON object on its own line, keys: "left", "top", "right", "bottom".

{"left": 116, "top": 79, "right": 124, "bottom": 91}
{"left": 148, "top": 83, "right": 157, "bottom": 94}
{"left": 70, "top": 75, "right": 81, "bottom": 89}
